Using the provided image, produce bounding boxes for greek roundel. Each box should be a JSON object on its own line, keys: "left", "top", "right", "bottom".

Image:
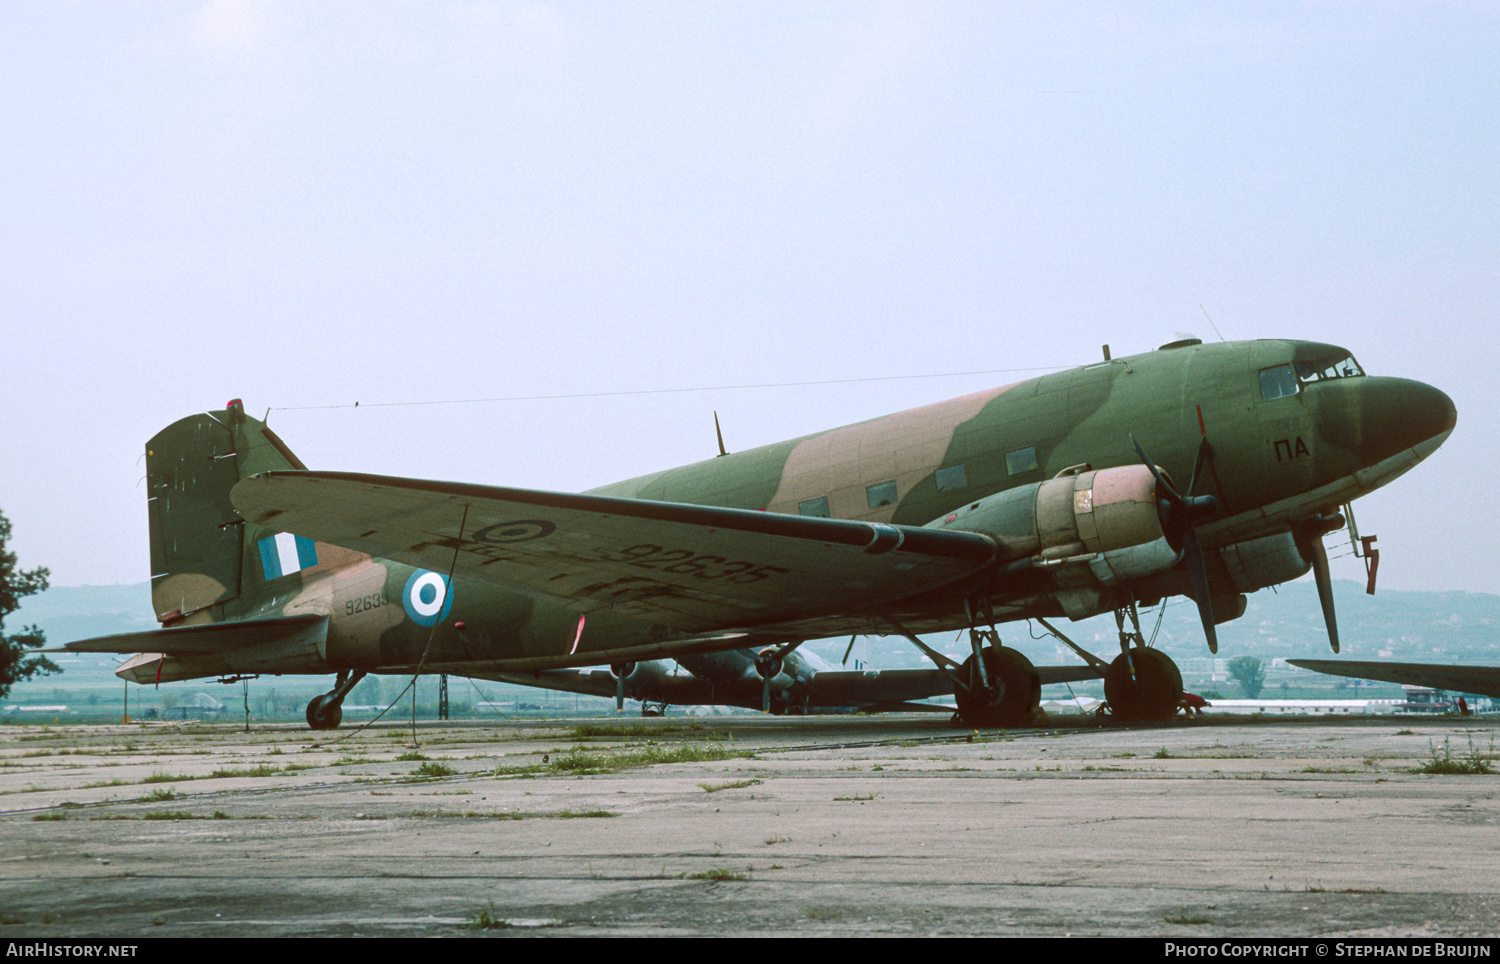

{"left": 402, "top": 570, "right": 454, "bottom": 626}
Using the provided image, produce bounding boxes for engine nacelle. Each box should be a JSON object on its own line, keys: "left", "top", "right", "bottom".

{"left": 931, "top": 464, "right": 1170, "bottom": 567}
{"left": 1220, "top": 531, "right": 1312, "bottom": 593}
{"left": 609, "top": 660, "right": 677, "bottom": 690}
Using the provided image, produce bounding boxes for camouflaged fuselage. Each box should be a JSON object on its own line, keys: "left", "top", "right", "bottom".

{"left": 128, "top": 338, "right": 1453, "bottom": 683}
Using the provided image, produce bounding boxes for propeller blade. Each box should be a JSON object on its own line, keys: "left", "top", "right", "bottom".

{"left": 1307, "top": 533, "right": 1340, "bottom": 653}
{"left": 1184, "top": 435, "right": 1213, "bottom": 499}
{"left": 754, "top": 650, "right": 783, "bottom": 713}
{"left": 1294, "top": 516, "right": 1344, "bottom": 654}
{"left": 1135, "top": 435, "right": 1221, "bottom": 653}
{"left": 1182, "top": 527, "right": 1218, "bottom": 654}
{"left": 1132, "top": 436, "right": 1180, "bottom": 504}
{"left": 616, "top": 674, "right": 625, "bottom": 713}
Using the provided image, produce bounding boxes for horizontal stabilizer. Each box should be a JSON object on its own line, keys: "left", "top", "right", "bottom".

{"left": 1290, "top": 659, "right": 1500, "bottom": 700}
{"left": 52, "top": 614, "right": 328, "bottom": 657}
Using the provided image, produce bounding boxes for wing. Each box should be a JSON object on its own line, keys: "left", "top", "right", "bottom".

{"left": 809, "top": 664, "right": 1100, "bottom": 704}
{"left": 472, "top": 663, "right": 1101, "bottom": 710}
{"left": 469, "top": 668, "right": 721, "bottom": 705}
{"left": 231, "top": 471, "right": 997, "bottom": 635}
{"left": 1290, "top": 659, "right": 1500, "bottom": 700}
{"left": 807, "top": 668, "right": 954, "bottom": 705}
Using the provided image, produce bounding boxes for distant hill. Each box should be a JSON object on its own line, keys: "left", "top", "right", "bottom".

{"left": 11, "top": 583, "right": 157, "bottom": 643}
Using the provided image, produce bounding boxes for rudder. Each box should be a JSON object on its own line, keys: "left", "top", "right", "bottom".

{"left": 147, "top": 399, "right": 307, "bottom": 623}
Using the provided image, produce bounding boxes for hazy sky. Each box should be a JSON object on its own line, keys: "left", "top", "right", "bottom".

{"left": 2, "top": 2, "right": 1495, "bottom": 597}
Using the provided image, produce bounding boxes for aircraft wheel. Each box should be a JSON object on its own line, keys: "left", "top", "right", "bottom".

{"left": 306, "top": 694, "right": 343, "bottom": 730}
{"left": 1103, "top": 649, "right": 1182, "bottom": 722}
{"left": 954, "top": 646, "right": 1041, "bottom": 728}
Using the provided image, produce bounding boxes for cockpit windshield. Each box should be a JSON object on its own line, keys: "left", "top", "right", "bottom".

{"left": 1259, "top": 352, "right": 1364, "bottom": 400}
{"left": 1295, "top": 354, "right": 1364, "bottom": 383}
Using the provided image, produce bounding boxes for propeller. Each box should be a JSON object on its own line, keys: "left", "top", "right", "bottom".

{"left": 1132, "top": 436, "right": 1221, "bottom": 652}
{"left": 1295, "top": 514, "right": 1345, "bottom": 653}
{"left": 754, "top": 651, "right": 783, "bottom": 712}
{"left": 754, "top": 641, "right": 804, "bottom": 713}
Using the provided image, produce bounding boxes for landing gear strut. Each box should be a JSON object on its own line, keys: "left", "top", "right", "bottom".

{"left": 305, "top": 670, "right": 367, "bottom": 731}
{"left": 1102, "top": 604, "right": 1182, "bottom": 721}
{"left": 953, "top": 598, "right": 1041, "bottom": 728}
{"left": 954, "top": 636, "right": 1041, "bottom": 727}
{"left": 887, "top": 605, "right": 1040, "bottom": 729}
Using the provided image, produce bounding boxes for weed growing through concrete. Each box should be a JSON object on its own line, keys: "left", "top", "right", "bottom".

{"left": 209, "top": 764, "right": 283, "bottom": 778}
{"left": 698, "top": 779, "right": 762, "bottom": 793}
{"left": 467, "top": 902, "right": 511, "bottom": 930}
{"left": 1414, "top": 735, "right": 1496, "bottom": 775}
{"left": 142, "top": 771, "right": 188, "bottom": 784}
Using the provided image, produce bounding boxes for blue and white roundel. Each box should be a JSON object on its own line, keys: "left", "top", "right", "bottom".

{"left": 402, "top": 570, "right": 454, "bottom": 627}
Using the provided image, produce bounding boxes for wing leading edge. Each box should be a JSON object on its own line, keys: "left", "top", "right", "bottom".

{"left": 231, "top": 471, "right": 998, "bottom": 634}
{"left": 1290, "top": 659, "right": 1500, "bottom": 700}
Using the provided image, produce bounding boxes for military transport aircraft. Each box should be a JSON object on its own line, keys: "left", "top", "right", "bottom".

{"left": 58, "top": 337, "right": 1455, "bottom": 730}
{"left": 481, "top": 646, "right": 1098, "bottom": 717}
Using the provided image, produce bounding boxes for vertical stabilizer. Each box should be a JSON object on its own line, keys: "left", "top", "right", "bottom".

{"left": 147, "top": 400, "right": 306, "bottom": 623}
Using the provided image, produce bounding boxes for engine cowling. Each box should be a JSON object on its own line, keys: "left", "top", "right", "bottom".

{"left": 608, "top": 660, "right": 678, "bottom": 694}
{"left": 930, "top": 464, "right": 1175, "bottom": 577}
{"left": 927, "top": 465, "right": 1184, "bottom": 619}
{"left": 1220, "top": 531, "right": 1313, "bottom": 593}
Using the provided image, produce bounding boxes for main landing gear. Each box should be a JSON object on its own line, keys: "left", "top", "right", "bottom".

{"left": 306, "top": 670, "right": 367, "bottom": 730}
{"left": 1101, "top": 604, "right": 1182, "bottom": 721}
{"left": 954, "top": 633, "right": 1042, "bottom": 728}
{"left": 952, "top": 595, "right": 1041, "bottom": 728}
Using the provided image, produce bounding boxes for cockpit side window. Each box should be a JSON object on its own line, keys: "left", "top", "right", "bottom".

{"left": 1259, "top": 364, "right": 1299, "bottom": 400}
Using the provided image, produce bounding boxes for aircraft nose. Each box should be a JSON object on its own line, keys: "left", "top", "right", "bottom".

{"left": 1320, "top": 376, "right": 1456, "bottom": 464}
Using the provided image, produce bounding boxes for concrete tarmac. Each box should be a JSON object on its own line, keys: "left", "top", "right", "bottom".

{"left": 2, "top": 713, "right": 1498, "bottom": 938}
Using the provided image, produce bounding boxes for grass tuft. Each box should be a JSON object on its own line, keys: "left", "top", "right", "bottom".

{"left": 467, "top": 902, "right": 511, "bottom": 930}
{"left": 1414, "top": 735, "right": 1496, "bottom": 775}
{"left": 699, "top": 779, "right": 762, "bottom": 793}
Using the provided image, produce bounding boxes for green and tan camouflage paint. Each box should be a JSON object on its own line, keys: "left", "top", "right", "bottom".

{"left": 125, "top": 337, "right": 1454, "bottom": 683}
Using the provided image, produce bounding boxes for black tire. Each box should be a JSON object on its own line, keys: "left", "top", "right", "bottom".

{"left": 306, "top": 695, "right": 343, "bottom": 730}
{"left": 1103, "top": 648, "right": 1183, "bottom": 721}
{"left": 954, "top": 646, "right": 1041, "bottom": 728}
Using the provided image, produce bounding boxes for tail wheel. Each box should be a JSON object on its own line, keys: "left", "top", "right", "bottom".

{"left": 954, "top": 646, "right": 1041, "bottom": 728}
{"left": 306, "top": 694, "right": 343, "bottom": 730}
{"left": 1103, "top": 648, "right": 1182, "bottom": 721}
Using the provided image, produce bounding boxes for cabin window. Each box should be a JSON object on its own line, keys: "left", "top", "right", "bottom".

{"left": 798, "top": 496, "right": 830, "bottom": 518}
{"left": 935, "top": 464, "right": 968, "bottom": 492}
{"left": 1005, "top": 447, "right": 1039, "bottom": 475}
{"left": 1259, "top": 364, "right": 1299, "bottom": 400}
{"left": 866, "top": 480, "right": 898, "bottom": 509}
